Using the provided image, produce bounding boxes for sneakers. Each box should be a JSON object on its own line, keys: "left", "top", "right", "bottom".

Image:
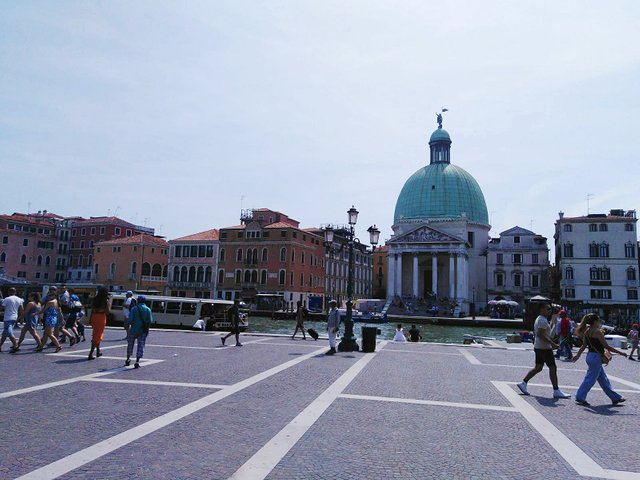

{"left": 235, "top": 342, "right": 243, "bottom": 347}
{"left": 612, "top": 398, "right": 626, "bottom": 405}
{"left": 517, "top": 381, "right": 529, "bottom": 396}
{"left": 575, "top": 399, "right": 590, "bottom": 406}
{"left": 221, "top": 337, "right": 226, "bottom": 346}
{"left": 325, "top": 347, "right": 336, "bottom": 356}
{"left": 125, "top": 359, "right": 131, "bottom": 367}
{"left": 134, "top": 362, "right": 140, "bottom": 369}
{"left": 553, "top": 389, "right": 571, "bottom": 399}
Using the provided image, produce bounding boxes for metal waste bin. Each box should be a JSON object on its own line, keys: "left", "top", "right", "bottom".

{"left": 361, "top": 326, "right": 380, "bottom": 353}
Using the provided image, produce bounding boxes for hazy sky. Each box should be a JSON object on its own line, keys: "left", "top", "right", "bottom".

{"left": 2, "top": 1, "right": 639, "bottom": 260}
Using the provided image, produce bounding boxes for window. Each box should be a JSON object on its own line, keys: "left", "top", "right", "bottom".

{"left": 279, "top": 269, "right": 286, "bottom": 285}
{"left": 126, "top": 229, "right": 132, "bottom": 237}
{"left": 236, "top": 249, "right": 243, "bottom": 261}
{"left": 300, "top": 272, "right": 304, "bottom": 286}
{"left": 81, "top": 228, "right": 86, "bottom": 236}
{"left": 301, "top": 252, "right": 305, "bottom": 265}
{"left": 563, "top": 224, "right": 572, "bottom": 232}
{"left": 565, "top": 267, "right": 574, "bottom": 280}
{"left": 514, "top": 273, "right": 522, "bottom": 287}
{"left": 589, "top": 224, "right": 597, "bottom": 232}
{"left": 280, "top": 248, "right": 286, "bottom": 262}
{"left": 628, "top": 290, "right": 638, "bottom": 300}
{"left": 513, "top": 236, "right": 520, "bottom": 244}
{"left": 219, "top": 248, "right": 225, "bottom": 262}
{"left": 198, "top": 245, "right": 206, "bottom": 257}
{"left": 206, "top": 245, "right": 214, "bottom": 258}
{"left": 218, "top": 269, "right": 225, "bottom": 285}
{"left": 590, "top": 267, "right": 610, "bottom": 281}
{"left": 625, "top": 242, "right": 636, "bottom": 258}
{"left": 281, "top": 230, "right": 287, "bottom": 238}
{"left": 90, "top": 227, "right": 96, "bottom": 235}
{"left": 100, "top": 227, "right": 105, "bottom": 235}
{"left": 467, "top": 232, "right": 475, "bottom": 247}
{"left": 599, "top": 243, "right": 609, "bottom": 258}
{"left": 290, "top": 272, "right": 294, "bottom": 286}
{"left": 45, "top": 255, "right": 50, "bottom": 265}
{"left": 2, "top": 236, "right": 7, "bottom": 244}
{"left": 175, "top": 245, "right": 182, "bottom": 257}
{"left": 237, "top": 232, "right": 243, "bottom": 238}
{"left": 262, "top": 248, "right": 268, "bottom": 262}
{"left": 37, "top": 255, "right": 43, "bottom": 265}
{"left": 590, "top": 289, "right": 612, "bottom": 299}
{"left": 260, "top": 270, "right": 267, "bottom": 284}
{"left": 142, "top": 262, "right": 151, "bottom": 276}
{"left": 531, "top": 274, "right": 539, "bottom": 288}
{"left": 80, "top": 241, "right": 85, "bottom": 249}
{"left": 627, "top": 268, "right": 637, "bottom": 281}
{"left": 531, "top": 253, "right": 538, "bottom": 264}
{"left": 589, "top": 242, "right": 599, "bottom": 258}
{"left": 625, "top": 224, "right": 634, "bottom": 232}
{"left": 512, "top": 254, "right": 522, "bottom": 264}
{"left": 291, "top": 250, "right": 295, "bottom": 262}
{"left": 599, "top": 224, "right": 608, "bottom": 232}
{"left": 235, "top": 270, "right": 242, "bottom": 284}
{"left": 23, "top": 239, "right": 29, "bottom": 247}
{"left": 0, "top": 252, "right": 5, "bottom": 262}
{"left": 190, "top": 246, "right": 197, "bottom": 257}
{"left": 496, "top": 253, "right": 503, "bottom": 265}
{"left": 115, "top": 227, "right": 121, "bottom": 235}
{"left": 21, "top": 254, "right": 27, "bottom": 264}
{"left": 564, "top": 288, "right": 575, "bottom": 298}
{"left": 496, "top": 273, "right": 504, "bottom": 287}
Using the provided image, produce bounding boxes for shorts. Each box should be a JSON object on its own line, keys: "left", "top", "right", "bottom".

{"left": 3, "top": 320, "right": 16, "bottom": 337}
{"left": 65, "top": 318, "right": 77, "bottom": 329}
{"left": 534, "top": 348, "right": 557, "bottom": 368}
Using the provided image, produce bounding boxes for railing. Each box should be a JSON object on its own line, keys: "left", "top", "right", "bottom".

{"left": 167, "top": 281, "right": 214, "bottom": 288}
{"left": 141, "top": 275, "right": 167, "bottom": 283}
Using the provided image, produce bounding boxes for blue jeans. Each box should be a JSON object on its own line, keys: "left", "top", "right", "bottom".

{"left": 576, "top": 352, "right": 622, "bottom": 402}
{"left": 555, "top": 336, "right": 572, "bottom": 358}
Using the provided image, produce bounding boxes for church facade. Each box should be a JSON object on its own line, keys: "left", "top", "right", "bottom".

{"left": 387, "top": 117, "right": 490, "bottom": 314}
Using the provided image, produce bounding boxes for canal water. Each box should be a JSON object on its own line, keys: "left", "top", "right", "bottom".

{"left": 248, "top": 316, "right": 515, "bottom": 343}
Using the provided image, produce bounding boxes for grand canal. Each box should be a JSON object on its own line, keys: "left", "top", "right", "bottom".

{"left": 247, "top": 315, "right": 515, "bottom": 343}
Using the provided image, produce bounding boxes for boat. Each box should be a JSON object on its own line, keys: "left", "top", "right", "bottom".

{"left": 462, "top": 334, "right": 495, "bottom": 345}
{"left": 106, "top": 294, "right": 249, "bottom": 331}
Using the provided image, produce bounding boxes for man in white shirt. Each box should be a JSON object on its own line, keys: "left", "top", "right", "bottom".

{"left": 1, "top": 288, "right": 24, "bottom": 352}
{"left": 517, "top": 304, "right": 571, "bottom": 399}
{"left": 326, "top": 300, "right": 340, "bottom": 355}
{"left": 122, "top": 291, "right": 136, "bottom": 340}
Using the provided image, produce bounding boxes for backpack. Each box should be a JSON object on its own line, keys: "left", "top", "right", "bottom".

{"left": 629, "top": 329, "right": 639, "bottom": 341}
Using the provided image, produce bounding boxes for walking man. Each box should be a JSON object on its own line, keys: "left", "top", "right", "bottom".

{"left": 0, "top": 288, "right": 23, "bottom": 352}
{"left": 326, "top": 300, "right": 340, "bottom": 355}
{"left": 125, "top": 295, "right": 153, "bottom": 368}
{"left": 517, "top": 303, "right": 571, "bottom": 399}
{"left": 554, "top": 310, "right": 573, "bottom": 360}
{"left": 221, "top": 299, "right": 242, "bottom": 347}
{"left": 291, "top": 300, "right": 307, "bottom": 340}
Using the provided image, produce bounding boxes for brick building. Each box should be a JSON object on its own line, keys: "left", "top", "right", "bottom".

{"left": 217, "top": 209, "right": 324, "bottom": 308}
{"left": 167, "top": 229, "right": 219, "bottom": 298}
{"left": 93, "top": 234, "right": 169, "bottom": 292}
{"left": 68, "top": 217, "right": 154, "bottom": 283}
{"left": 0, "top": 211, "right": 67, "bottom": 284}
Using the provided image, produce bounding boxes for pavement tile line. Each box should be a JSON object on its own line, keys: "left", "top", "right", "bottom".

{"left": 230, "top": 340, "right": 390, "bottom": 480}
{"left": 13, "top": 345, "right": 328, "bottom": 480}
{"left": 605, "top": 375, "right": 640, "bottom": 391}
{"left": 514, "top": 382, "right": 640, "bottom": 395}
{"left": 0, "top": 360, "right": 164, "bottom": 400}
{"left": 338, "top": 393, "right": 518, "bottom": 412}
{"left": 82, "top": 378, "right": 228, "bottom": 389}
{"left": 458, "top": 348, "right": 482, "bottom": 364}
{"left": 492, "top": 381, "right": 640, "bottom": 480}
{"left": 379, "top": 349, "right": 462, "bottom": 356}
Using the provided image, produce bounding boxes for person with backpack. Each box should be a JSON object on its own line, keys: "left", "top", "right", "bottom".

{"left": 124, "top": 295, "right": 153, "bottom": 368}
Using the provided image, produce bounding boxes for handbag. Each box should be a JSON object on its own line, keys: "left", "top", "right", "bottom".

{"left": 587, "top": 335, "right": 612, "bottom": 365}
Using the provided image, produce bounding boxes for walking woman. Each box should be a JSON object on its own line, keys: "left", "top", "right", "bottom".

{"left": 291, "top": 301, "right": 306, "bottom": 340}
{"left": 572, "top": 313, "right": 628, "bottom": 406}
{"left": 88, "top": 287, "right": 111, "bottom": 360}
{"left": 36, "top": 287, "right": 63, "bottom": 353}
{"left": 11, "top": 292, "right": 43, "bottom": 352}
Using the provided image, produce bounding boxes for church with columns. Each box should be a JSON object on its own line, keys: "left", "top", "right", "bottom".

{"left": 386, "top": 115, "right": 490, "bottom": 314}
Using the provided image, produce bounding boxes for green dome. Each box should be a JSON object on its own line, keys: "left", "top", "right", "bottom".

{"left": 429, "top": 128, "right": 451, "bottom": 143}
{"left": 394, "top": 163, "right": 489, "bottom": 225}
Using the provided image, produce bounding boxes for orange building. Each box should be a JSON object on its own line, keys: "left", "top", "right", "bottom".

{"left": 372, "top": 245, "right": 389, "bottom": 299}
{"left": 93, "top": 234, "right": 169, "bottom": 292}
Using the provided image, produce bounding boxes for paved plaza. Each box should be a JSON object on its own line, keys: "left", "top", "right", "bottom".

{"left": 1, "top": 325, "right": 639, "bottom": 480}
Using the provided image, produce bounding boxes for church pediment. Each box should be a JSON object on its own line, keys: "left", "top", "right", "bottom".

{"left": 389, "top": 225, "right": 464, "bottom": 245}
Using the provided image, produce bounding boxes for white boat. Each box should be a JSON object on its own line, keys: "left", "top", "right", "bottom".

{"left": 462, "top": 334, "right": 495, "bottom": 345}
{"left": 106, "top": 294, "right": 249, "bottom": 331}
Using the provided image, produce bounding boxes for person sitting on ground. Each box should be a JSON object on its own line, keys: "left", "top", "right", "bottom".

{"left": 393, "top": 324, "right": 407, "bottom": 342}
{"left": 192, "top": 318, "right": 205, "bottom": 331}
{"left": 408, "top": 324, "right": 422, "bottom": 342}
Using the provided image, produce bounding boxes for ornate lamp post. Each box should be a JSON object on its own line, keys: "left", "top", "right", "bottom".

{"left": 324, "top": 206, "right": 380, "bottom": 352}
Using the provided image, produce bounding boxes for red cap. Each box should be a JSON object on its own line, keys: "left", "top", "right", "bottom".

{"left": 558, "top": 310, "right": 566, "bottom": 316}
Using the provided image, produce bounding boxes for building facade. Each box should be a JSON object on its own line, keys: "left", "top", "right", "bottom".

{"left": 217, "top": 208, "right": 325, "bottom": 308}
{"left": 167, "top": 229, "right": 219, "bottom": 298}
{"left": 372, "top": 245, "right": 389, "bottom": 299}
{"left": 68, "top": 217, "right": 154, "bottom": 283}
{"left": 93, "top": 234, "right": 169, "bottom": 292}
{"left": 387, "top": 118, "right": 490, "bottom": 315}
{"left": 487, "top": 226, "right": 550, "bottom": 305}
{"left": 555, "top": 209, "right": 639, "bottom": 323}
{"left": 0, "top": 212, "right": 67, "bottom": 284}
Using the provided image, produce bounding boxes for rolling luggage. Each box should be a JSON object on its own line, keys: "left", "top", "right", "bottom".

{"left": 307, "top": 328, "right": 319, "bottom": 340}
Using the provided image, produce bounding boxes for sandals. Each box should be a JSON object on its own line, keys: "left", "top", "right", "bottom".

{"left": 54, "top": 346, "right": 62, "bottom": 353}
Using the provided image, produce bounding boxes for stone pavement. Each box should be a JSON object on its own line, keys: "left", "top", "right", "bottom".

{"left": 1, "top": 325, "right": 639, "bottom": 480}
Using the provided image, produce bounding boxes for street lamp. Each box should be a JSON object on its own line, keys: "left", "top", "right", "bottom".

{"left": 324, "top": 206, "right": 380, "bottom": 352}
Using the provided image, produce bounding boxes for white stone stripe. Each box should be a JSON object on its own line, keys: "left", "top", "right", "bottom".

{"left": 0, "top": 360, "right": 164, "bottom": 400}
{"left": 458, "top": 348, "right": 482, "bottom": 364}
{"left": 606, "top": 375, "right": 640, "bottom": 391}
{"left": 54, "top": 344, "right": 126, "bottom": 356}
{"left": 82, "top": 378, "right": 227, "bottom": 389}
{"left": 521, "top": 382, "right": 640, "bottom": 394}
{"left": 379, "top": 349, "right": 462, "bottom": 356}
{"left": 230, "top": 341, "right": 389, "bottom": 480}
{"left": 493, "top": 381, "right": 640, "bottom": 480}
{"left": 259, "top": 342, "right": 321, "bottom": 348}
{"left": 338, "top": 393, "right": 518, "bottom": 412}
{"left": 15, "top": 346, "right": 327, "bottom": 480}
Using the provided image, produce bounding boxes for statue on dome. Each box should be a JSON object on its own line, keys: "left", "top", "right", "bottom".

{"left": 436, "top": 108, "right": 448, "bottom": 129}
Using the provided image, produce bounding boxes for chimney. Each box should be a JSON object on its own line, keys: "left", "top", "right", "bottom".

{"left": 558, "top": 211, "right": 564, "bottom": 219}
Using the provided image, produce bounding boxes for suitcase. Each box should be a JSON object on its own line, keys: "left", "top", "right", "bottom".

{"left": 307, "top": 328, "right": 319, "bottom": 340}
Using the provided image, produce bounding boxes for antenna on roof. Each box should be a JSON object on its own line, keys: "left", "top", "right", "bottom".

{"left": 586, "top": 193, "right": 594, "bottom": 214}
{"left": 114, "top": 206, "right": 121, "bottom": 217}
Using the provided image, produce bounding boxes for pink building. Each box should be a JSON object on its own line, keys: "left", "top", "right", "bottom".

{"left": 167, "top": 229, "right": 219, "bottom": 298}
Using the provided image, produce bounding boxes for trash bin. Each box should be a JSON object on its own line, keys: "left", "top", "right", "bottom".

{"left": 361, "top": 326, "right": 379, "bottom": 353}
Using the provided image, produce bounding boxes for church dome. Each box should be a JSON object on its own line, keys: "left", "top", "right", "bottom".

{"left": 394, "top": 123, "right": 489, "bottom": 225}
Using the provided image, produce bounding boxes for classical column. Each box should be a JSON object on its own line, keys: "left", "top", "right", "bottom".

{"left": 456, "top": 254, "right": 465, "bottom": 302}
{"left": 396, "top": 253, "right": 403, "bottom": 297}
{"left": 431, "top": 254, "right": 438, "bottom": 297}
{"left": 449, "top": 254, "right": 455, "bottom": 299}
{"left": 387, "top": 254, "right": 396, "bottom": 297}
{"left": 412, "top": 255, "right": 419, "bottom": 298}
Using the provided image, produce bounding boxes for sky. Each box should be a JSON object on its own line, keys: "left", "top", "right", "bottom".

{"left": 2, "top": 1, "right": 639, "bottom": 261}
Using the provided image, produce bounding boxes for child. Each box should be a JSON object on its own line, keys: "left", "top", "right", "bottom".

{"left": 628, "top": 324, "right": 639, "bottom": 361}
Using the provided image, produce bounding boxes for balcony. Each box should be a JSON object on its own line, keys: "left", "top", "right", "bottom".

{"left": 141, "top": 275, "right": 168, "bottom": 283}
